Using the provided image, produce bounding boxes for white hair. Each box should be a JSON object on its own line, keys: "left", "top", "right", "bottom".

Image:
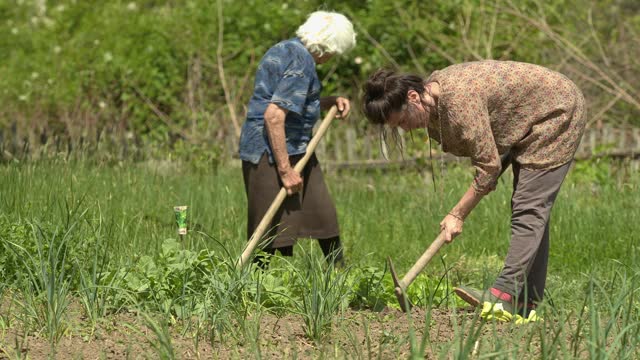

{"left": 296, "top": 11, "right": 356, "bottom": 56}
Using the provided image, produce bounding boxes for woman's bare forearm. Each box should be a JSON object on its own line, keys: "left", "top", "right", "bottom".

{"left": 450, "top": 185, "right": 484, "bottom": 220}
{"left": 264, "top": 104, "right": 291, "bottom": 174}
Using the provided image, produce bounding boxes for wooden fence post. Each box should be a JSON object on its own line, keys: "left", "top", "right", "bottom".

{"left": 346, "top": 128, "right": 356, "bottom": 162}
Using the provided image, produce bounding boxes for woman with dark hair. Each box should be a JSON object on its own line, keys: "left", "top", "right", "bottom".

{"left": 362, "top": 61, "right": 587, "bottom": 319}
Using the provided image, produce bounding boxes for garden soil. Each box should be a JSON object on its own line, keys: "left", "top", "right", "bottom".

{"left": 0, "top": 303, "right": 556, "bottom": 359}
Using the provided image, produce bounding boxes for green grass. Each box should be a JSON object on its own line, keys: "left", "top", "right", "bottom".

{"left": 0, "top": 158, "right": 638, "bottom": 358}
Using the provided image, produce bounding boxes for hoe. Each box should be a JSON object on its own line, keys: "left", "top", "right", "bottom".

{"left": 389, "top": 152, "right": 512, "bottom": 311}
{"left": 388, "top": 231, "right": 447, "bottom": 312}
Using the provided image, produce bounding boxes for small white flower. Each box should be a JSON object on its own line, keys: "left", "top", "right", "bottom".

{"left": 11, "top": 27, "right": 18, "bottom": 35}
{"left": 99, "top": 101, "right": 107, "bottom": 109}
{"left": 127, "top": 2, "right": 137, "bottom": 11}
{"left": 47, "top": 78, "right": 54, "bottom": 85}
{"left": 19, "top": 94, "right": 28, "bottom": 101}
{"left": 94, "top": 39, "right": 100, "bottom": 46}
{"left": 354, "top": 56, "right": 363, "bottom": 65}
{"left": 31, "top": 72, "right": 39, "bottom": 79}
{"left": 281, "top": 3, "right": 288, "bottom": 9}
{"left": 54, "top": 46, "right": 61, "bottom": 54}
{"left": 43, "top": 18, "right": 54, "bottom": 28}
{"left": 104, "top": 52, "right": 113, "bottom": 62}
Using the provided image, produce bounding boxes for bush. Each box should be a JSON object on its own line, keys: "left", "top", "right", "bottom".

{"left": 1, "top": 0, "right": 638, "bottom": 161}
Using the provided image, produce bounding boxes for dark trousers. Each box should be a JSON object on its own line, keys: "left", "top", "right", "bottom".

{"left": 493, "top": 154, "right": 572, "bottom": 302}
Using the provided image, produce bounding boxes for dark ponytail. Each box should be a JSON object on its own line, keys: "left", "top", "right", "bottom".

{"left": 361, "top": 68, "right": 425, "bottom": 125}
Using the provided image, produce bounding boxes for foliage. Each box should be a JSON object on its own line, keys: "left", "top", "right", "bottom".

{"left": 4, "top": 220, "right": 74, "bottom": 348}
{"left": 287, "top": 249, "right": 353, "bottom": 341}
{"left": 0, "top": 215, "right": 93, "bottom": 287}
{"left": 0, "top": 159, "right": 639, "bottom": 355}
{"left": 0, "top": 217, "right": 34, "bottom": 285}
{"left": 103, "top": 238, "right": 220, "bottom": 314}
{"left": 1, "top": 0, "right": 638, "bottom": 163}
{"left": 349, "top": 266, "right": 397, "bottom": 311}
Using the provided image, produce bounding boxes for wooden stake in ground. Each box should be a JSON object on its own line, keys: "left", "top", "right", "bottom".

{"left": 388, "top": 231, "right": 447, "bottom": 312}
{"left": 236, "top": 106, "right": 339, "bottom": 269}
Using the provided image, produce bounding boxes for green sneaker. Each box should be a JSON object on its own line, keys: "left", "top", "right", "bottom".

{"left": 455, "top": 286, "right": 542, "bottom": 323}
{"left": 481, "top": 301, "right": 542, "bottom": 324}
{"left": 454, "top": 285, "right": 483, "bottom": 306}
{"left": 454, "top": 286, "right": 515, "bottom": 314}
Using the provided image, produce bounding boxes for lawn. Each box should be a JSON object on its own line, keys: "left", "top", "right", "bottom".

{"left": 0, "top": 158, "right": 638, "bottom": 358}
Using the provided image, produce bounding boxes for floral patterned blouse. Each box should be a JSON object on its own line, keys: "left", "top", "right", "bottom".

{"left": 426, "top": 60, "right": 587, "bottom": 195}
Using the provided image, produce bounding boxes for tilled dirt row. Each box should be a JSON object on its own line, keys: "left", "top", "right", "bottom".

{"left": 0, "top": 306, "right": 556, "bottom": 359}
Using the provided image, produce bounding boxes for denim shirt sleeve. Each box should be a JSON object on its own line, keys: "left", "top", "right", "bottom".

{"left": 239, "top": 38, "right": 320, "bottom": 164}
{"left": 269, "top": 49, "right": 312, "bottom": 115}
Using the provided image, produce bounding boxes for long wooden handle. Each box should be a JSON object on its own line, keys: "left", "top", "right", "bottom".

{"left": 237, "top": 106, "right": 339, "bottom": 268}
{"left": 398, "top": 231, "right": 447, "bottom": 288}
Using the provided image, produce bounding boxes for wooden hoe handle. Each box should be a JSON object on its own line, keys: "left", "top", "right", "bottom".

{"left": 399, "top": 231, "right": 447, "bottom": 290}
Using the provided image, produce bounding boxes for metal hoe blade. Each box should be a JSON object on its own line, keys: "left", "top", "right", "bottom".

{"left": 388, "top": 257, "right": 412, "bottom": 312}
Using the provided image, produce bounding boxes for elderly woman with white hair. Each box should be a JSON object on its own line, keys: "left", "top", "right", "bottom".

{"left": 239, "top": 11, "right": 356, "bottom": 267}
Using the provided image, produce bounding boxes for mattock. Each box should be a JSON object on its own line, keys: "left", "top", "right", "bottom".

{"left": 388, "top": 230, "right": 447, "bottom": 312}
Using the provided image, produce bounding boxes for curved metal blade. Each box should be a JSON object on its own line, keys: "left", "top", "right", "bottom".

{"left": 388, "top": 257, "right": 412, "bottom": 312}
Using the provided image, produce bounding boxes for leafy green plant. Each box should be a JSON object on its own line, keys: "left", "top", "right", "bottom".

{"left": 141, "top": 313, "right": 177, "bottom": 360}
{"left": 199, "top": 254, "right": 256, "bottom": 345}
{"left": 348, "top": 266, "right": 396, "bottom": 311}
{"left": 0, "top": 216, "right": 35, "bottom": 286}
{"left": 583, "top": 270, "right": 640, "bottom": 358}
{"left": 0, "top": 284, "right": 8, "bottom": 332}
{"left": 7, "top": 221, "right": 75, "bottom": 351}
{"left": 103, "top": 238, "right": 217, "bottom": 315}
{"left": 74, "top": 230, "right": 126, "bottom": 328}
{"left": 254, "top": 264, "right": 297, "bottom": 311}
{"left": 289, "top": 248, "right": 353, "bottom": 341}
{"left": 405, "top": 274, "right": 467, "bottom": 309}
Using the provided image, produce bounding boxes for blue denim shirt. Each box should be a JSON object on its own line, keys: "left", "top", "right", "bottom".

{"left": 239, "top": 38, "right": 322, "bottom": 164}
